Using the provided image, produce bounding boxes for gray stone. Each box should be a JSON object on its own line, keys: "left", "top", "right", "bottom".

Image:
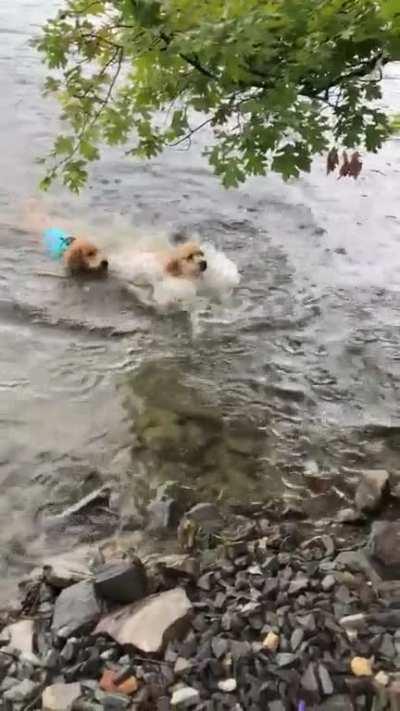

{"left": 174, "top": 657, "right": 192, "bottom": 674}
{"left": 94, "top": 587, "right": 192, "bottom": 654}
{"left": 1, "top": 677, "right": 18, "bottom": 692}
{"left": 319, "top": 696, "right": 353, "bottom": 710}
{"left": 211, "top": 637, "right": 228, "bottom": 659}
{"left": 368, "top": 521, "right": 400, "bottom": 578}
{"left": 4, "top": 678, "right": 39, "bottom": 703}
{"left": 171, "top": 686, "right": 200, "bottom": 706}
{"left": 94, "top": 560, "right": 147, "bottom": 604}
{"left": 42, "top": 682, "right": 82, "bottom": 711}
{"left": 276, "top": 653, "right": 297, "bottom": 667}
{"left": 380, "top": 633, "right": 396, "bottom": 658}
{"left": 0, "top": 628, "right": 11, "bottom": 646}
{"left": 3, "top": 619, "right": 34, "bottom": 654}
{"left": 290, "top": 628, "right": 304, "bottom": 651}
{"left": 355, "top": 469, "right": 388, "bottom": 513}
{"left": 52, "top": 581, "right": 101, "bottom": 636}
{"left": 288, "top": 577, "right": 308, "bottom": 595}
{"left": 319, "top": 664, "right": 334, "bottom": 695}
{"left": 337, "top": 508, "right": 364, "bottom": 524}
{"left": 268, "top": 702, "right": 285, "bottom": 711}
{"left": 339, "top": 613, "right": 366, "bottom": 629}
{"left": 322, "top": 575, "right": 336, "bottom": 591}
{"left": 297, "top": 613, "right": 316, "bottom": 631}
{"left": 301, "top": 663, "right": 319, "bottom": 692}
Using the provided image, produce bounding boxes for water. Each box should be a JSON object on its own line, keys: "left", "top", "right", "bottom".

{"left": 1, "top": 0, "right": 400, "bottom": 600}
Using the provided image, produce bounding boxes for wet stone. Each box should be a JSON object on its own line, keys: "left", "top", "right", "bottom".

{"left": 355, "top": 469, "right": 388, "bottom": 513}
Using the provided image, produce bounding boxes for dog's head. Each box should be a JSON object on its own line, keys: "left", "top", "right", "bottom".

{"left": 64, "top": 238, "right": 109, "bottom": 275}
{"left": 165, "top": 241, "right": 207, "bottom": 279}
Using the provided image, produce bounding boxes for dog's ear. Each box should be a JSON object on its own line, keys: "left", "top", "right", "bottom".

{"left": 165, "top": 258, "right": 181, "bottom": 277}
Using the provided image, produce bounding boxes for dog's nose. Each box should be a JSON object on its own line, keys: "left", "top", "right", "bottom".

{"left": 100, "top": 259, "right": 109, "bottom": 270}
{"left": 200, "top": 260, "right": 207, "bottom": 272}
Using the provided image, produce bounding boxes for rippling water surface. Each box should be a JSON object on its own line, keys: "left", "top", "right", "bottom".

{"left": 1, "top": 0, "right": 400, "bottom": 600}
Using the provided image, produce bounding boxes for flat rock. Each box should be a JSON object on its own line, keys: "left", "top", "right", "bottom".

{"left": 94, "top": 587, "right": 192, "bottom": 654}
{"left": 320, "top": 696, "right": 353, "bottom": 710}
{"left": 171, "top": 686, "right": 200, "bottom": 706}
{"left": 368, "top": 521, "right": 400, "bottom": 578}
{"left": 94, "top": 560, "right": 147, "bottom": 604}
{"left": 4, "top": 678, "right": 39, "bottom": 702}
{"left": 276, "top": 653, "right": 297, "bottom": 668}
{"left": 52, "top": 581, "right": 101, "bottom": 636}
{"left": 42, "top": 682, "right": 82, "bottom": 711}
{"left": 318, "top": 664, "right": 334, "bottom": 695}
{"left": 45, "top": 486, "right": 111, "bottom": 527}
{"left": 41, "top": 550, "right": 92, "bottom": 588}
{"left": 3, "top": 619, "right": 34, "bottom": 654}
{"left": 355, "top": 469, "right": 388, "bottom": 513}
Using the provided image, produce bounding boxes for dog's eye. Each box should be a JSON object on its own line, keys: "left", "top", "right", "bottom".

{"left": 187, "top": 254, "right": 194, "bottom": 260}
{"left": 87, "top": 249, "right": 96, "bottom": 257}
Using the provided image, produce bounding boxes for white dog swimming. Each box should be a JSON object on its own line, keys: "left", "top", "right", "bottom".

{"left": 111, "top": 238, "right": 240, "bottom": 309}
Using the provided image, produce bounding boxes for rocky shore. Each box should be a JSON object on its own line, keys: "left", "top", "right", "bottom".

{"left": 1, "top": 469, "right": 400, "bottom": 711}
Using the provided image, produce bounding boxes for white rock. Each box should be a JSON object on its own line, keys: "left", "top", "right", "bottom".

{"left": 171, "top": 686, "right": 200, "bottom": 706}
{"left": 3, "top": 619, "right": 34, "bottom": 654}
{"left": 218, "top": 679, "right": 237, "bottom": 692}
{"left": 42, "top": 682, "right": 82, "bottom": 711}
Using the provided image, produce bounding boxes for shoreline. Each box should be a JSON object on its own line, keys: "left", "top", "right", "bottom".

{"left": 1, "top": 478, "right": 400, "bottom": 711}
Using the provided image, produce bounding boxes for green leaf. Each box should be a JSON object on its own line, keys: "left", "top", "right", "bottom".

{"left": 54, "top": 135, "right": 74, "bottom": 155}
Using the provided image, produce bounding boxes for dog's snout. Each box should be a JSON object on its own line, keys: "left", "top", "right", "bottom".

{"left": 101, "top": 259, "right": 109, "bottom": 270}
{"left": 200, "top": 260, "right": 207, "bottom": 272}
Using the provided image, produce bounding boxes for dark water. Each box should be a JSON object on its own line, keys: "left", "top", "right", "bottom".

{"left": 1, "top": 0, "right": 400, "bottom": 600}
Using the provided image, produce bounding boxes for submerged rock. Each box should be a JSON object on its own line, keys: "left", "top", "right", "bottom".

{"left": 355, "top": 469, "right": 388, "bottom": 513}
{"left": 94, "top": 587, "right": 192, "bottom": 654}
{"left": 52, "top": 581, "right": 101, "bottom": 636}
{"left": 368, "top": 521, "right": 400, "bottom": 578}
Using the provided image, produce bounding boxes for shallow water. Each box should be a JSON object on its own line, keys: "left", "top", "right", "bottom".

{"left": 1, "top": 0, "right": 400, "bottom": 600}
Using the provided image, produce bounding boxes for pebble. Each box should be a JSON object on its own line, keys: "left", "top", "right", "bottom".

{"left": 290, "top": 628, "right": 304, "bottom": 651}
{"left": 301, "top": 663, "right": 319, "bottom": 692}
{"left": 288, "top": 577, "right": 308, "bottom": 595}
{"left": 375, "top": 671, "right": 390, "bottom": 687}
{"left": 262, "top": 631, "right": 280, "bottom": 652}
{"left": 217, "top": 678, "right": 237, "bottom": 692}
{"left": 351, "top": 657, "right": 373, "bottom": 677}
{"left": 276, "top": 653, "right": 297, "bottom": 668}
{"left": 380, "top": 633, "right": 396, "bottom": 659}
{"left": 322, "top": 575, "right": 336, "bottom": 591}
{"left": 42, "top": 682, "right": 82, "bottom": 711}
{"left": 171, "top": 686, "right": 200, "bottom": 706}
{"left": 318, "top": 664, "right": 334, "bottom": 695}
